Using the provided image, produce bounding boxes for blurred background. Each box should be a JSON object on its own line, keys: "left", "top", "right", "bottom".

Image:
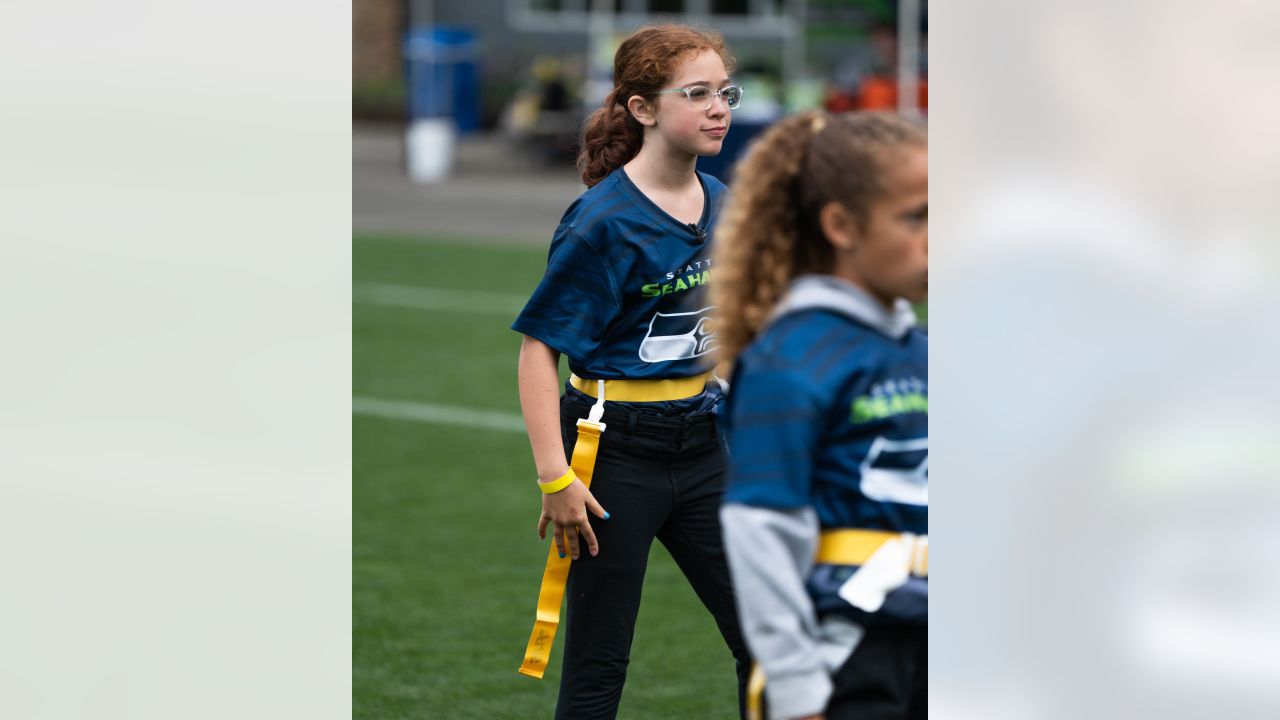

{"left": 354, "top": 0, "right": 927, "bottom": 233}
{"left": 352, "top": 2, "right": 926, "bottom": 718}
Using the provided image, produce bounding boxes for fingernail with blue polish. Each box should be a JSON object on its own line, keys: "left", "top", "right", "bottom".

{"left": 603, "top": 511, "right": 611, "bottom": 520}
{"left": 559, "top": 551, "right": 566, "bottom": 558}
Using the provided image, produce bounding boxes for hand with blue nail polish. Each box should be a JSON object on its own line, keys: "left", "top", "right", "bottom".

{"left": 536, "top": 470, "right": 609, "bottom": 560}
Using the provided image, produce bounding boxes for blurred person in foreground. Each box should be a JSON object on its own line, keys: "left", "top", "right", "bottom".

{"left": 712, "top": 111, "right": 928, "bottom": 720}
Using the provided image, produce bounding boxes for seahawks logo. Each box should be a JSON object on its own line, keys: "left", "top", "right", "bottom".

{"left": 638, "top": 307, "right": 717, "bottom": 362}
{"left": 859, "top": 437, "right": 928, "bottom": 506}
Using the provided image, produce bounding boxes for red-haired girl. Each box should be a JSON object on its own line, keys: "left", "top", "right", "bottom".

{"left": 513, "top": 24, "right": 751, "bottom": 719}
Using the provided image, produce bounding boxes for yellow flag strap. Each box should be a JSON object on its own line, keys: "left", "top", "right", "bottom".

{"left": 520, "top": 372, "right": 714, "bottom": 679}
{"left": 518, "top": 417, "right": 605, "bottom": 679}
{"left": 739, "top": 531, "right": 926, "bottom": 714}
{"left": 746, "top": 663, "right": 767, "bottom": 720}
{"left": 815, "top": 529, "right": 928, "bottom": 578}
{"left": 569, "top": 371, "right": 711, "bottom": 402}
{"left": 743, "top": 532, "right": 927, "bottom": 715}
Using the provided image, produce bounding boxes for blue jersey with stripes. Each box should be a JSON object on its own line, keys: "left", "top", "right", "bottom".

{"left": 512, "top": 168, "right": 727, "bottom": 386}
{"left": 722, "top": 275, "right": 928, "bottom": 624}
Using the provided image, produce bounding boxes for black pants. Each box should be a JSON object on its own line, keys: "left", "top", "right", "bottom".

{"left": 829, "top": 625, "right": 927, "bottom": 720}
{"left": 761, "top": 625, "right": 927, "bottom": 720}
{"left": 555, "top": 395, "right": 751, "bottom": 720}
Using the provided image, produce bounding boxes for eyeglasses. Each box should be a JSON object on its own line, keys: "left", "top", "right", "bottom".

{"left": 654, "top": 85, "right": 743, "bottom": 111}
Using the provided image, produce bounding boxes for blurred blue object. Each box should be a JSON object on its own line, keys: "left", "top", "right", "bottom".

{"left": 697, "top": 121, "right": 771, "bottom": 183}
{"left": 403, "top": 26, "right": 480, "bottom": 134}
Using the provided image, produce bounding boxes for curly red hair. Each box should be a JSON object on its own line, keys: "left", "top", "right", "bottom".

{"left": 577, "top": 24, "right": 735, "bottom": 188}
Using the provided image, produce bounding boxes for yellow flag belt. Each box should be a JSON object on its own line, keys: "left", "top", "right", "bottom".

{"left": 746, "top": 528, "right": 928, "bottom": 718}
{"left": 518, "top": 372, "right": 711, "bottom": 679}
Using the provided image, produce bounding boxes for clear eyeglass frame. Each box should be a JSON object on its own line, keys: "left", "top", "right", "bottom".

{"left": 654, "top": 84, "right": 743, "bottom": 111}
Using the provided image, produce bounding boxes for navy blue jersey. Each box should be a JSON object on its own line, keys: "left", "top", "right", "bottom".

{"left": 723, "top": 275, "right": 927, "bottom": 625}
{"left": 512, "top": 168, "right": 728, "bottom": 384}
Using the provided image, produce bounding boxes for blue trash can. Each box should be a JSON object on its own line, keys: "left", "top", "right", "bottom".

{"left": 403, "top": 26, "right": 481, "bottom": 134}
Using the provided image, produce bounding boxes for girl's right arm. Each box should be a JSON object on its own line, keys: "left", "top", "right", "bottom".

{"left": 517, "top": 335, "right": 607, "bottom": 560}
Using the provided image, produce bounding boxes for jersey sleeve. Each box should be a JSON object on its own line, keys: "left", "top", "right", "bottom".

{"left": 720, "top": 503, "right": 831, "bottom": 718}
{"left": 511, "top": 224, "right": 623, "bottom": 362}
{"left": 722, "top": 356, "right": 825, "bottom": 509}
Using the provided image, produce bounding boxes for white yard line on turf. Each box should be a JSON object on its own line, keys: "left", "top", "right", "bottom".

{"left": 352, "top": 396, "right": 527, "bottom": 433}
{"left": 353, "top": 283, "right": 526, "bottom": 315}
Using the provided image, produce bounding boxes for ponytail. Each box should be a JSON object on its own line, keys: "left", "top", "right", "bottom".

{"left": 577, "top": 91, "right": 645, "bottom": 188}
{"left": 712, "top": 112, "right": 830, "bottom": 365}
{"left": 712, "top": 110, "right": 925, "bottom": 365}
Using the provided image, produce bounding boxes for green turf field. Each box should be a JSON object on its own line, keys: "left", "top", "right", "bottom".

{"left": 353, "top": 233, "right": 744, "bottom": 719}
{"left": 353, "top": 233, "right": 927, "bottom": 718}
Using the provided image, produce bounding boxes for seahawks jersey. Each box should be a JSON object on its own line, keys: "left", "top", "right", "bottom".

{"left": 512, "top": 168, "right": 727, "bottom": 383}
{"left": 722, "top": 275, "right": 928, "bottom": 625}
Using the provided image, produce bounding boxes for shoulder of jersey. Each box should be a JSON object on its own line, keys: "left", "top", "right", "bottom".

{"left": 557, "top": 174, "right": 628, "bottom": 236}
{"left": 747, "top": 309, "right": 861, "bottom": 366}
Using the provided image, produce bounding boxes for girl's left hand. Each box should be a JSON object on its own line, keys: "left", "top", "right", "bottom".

{"left": 536, "top": 476, "right": 608, "bottom": 560}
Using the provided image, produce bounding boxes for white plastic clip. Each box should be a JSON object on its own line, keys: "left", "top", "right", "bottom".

{"left": 586, "top": 379, "right": 606, "bottom": 426}
{"left": 712, "top": 371, "right": 730, "bottom": 394}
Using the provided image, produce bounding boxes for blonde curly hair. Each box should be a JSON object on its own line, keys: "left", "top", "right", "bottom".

{"left": 711, "top": 110, "right": 926, "bottom": 365}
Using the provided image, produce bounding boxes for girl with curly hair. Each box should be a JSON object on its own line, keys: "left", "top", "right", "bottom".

{"left": 713, "top": 110, "right": 928, "bottom": 720}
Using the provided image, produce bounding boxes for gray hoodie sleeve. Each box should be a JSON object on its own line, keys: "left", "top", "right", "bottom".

{"left": 721, "top": 503, "right": 830, "bottom": 720}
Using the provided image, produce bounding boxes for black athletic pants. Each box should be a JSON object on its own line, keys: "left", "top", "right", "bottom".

{"left": 759, "top": 625, "right": 927, "bottom": 720}
{"left": 827, "top": 625, "right": 927, "bottom": 720}
{"left": 554, "top": 394, "right": 751, "bottom": 720}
